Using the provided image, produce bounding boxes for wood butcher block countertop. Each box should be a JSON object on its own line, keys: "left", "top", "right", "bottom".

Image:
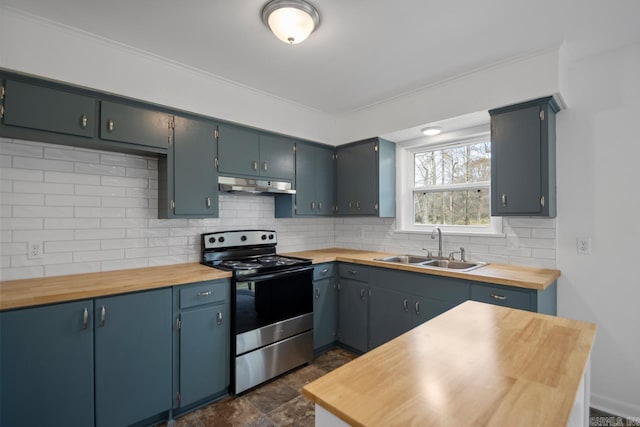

{"left": 0, "top": 263, "right": 231, "bottom": 310}
{"left": 284, "top": 248, "right": 560, "bottom": 290}
{"left": 302, "top": 301, "right": 597, "bottom": 427}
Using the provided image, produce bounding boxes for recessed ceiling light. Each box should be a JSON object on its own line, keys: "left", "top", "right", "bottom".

{"left": 421, "top": 127, "right": 442, "bottom": 136}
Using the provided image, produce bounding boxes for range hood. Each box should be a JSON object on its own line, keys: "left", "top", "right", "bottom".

{"left": 218, "top": 176, "right": 295, "bottom": 195}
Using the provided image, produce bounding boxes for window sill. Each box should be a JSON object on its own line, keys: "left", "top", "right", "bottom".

{"left": 394, "top": 228, "right": 506, "bottom": 238}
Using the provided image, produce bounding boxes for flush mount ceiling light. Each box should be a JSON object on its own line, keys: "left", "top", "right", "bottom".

{"left": 262, "top": 0, "right": 320, "bottom": 45}
{"left": 421, "top": 127, "right": 442, "bottom": 136}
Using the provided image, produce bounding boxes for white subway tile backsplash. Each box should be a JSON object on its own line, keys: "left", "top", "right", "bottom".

{"left": 13, "top": 206, "right": 74, "bottom": 218}
{"left": 13, "top": 157, "right": 73, "bottom": 172}
{"left": 1, "top": 139, "right": 557, "bottom": 279}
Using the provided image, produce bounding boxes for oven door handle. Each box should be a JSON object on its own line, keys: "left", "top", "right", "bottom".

{"left": 238, "top": 266, "right": 313, "bottom": 282}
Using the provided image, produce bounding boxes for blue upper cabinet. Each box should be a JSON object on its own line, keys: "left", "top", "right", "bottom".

{"left": 218, "top": 124, "right": 294, "bottom": 181}
{"left": 159, "top": 116, "right": 219, "bottom": 218}
{"left": 275, "top": 141, "right": 335, "bottom": 217}
{"left": 2, "top": 79, "right": 96, "bottom": 138}
{"left": 490, "top": 96, "right": 559, "bottom": 217}
{"left": 100, "top": 100, "right": 171, "bottom": 151}
{"left": 335, "top": 137, "right": 395, "bottom": 217}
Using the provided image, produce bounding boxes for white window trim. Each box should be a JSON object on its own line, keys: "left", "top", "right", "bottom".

{"left": 395, "top": 133, "right": 504, "bottom": 236}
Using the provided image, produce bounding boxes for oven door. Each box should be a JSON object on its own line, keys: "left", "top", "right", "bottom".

{"left": 234, "top": 266, "right": 313, "bottom": 336}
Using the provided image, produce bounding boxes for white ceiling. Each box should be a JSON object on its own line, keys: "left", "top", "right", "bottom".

{"left": 4, "top": 0, "right": 640, "bottom": 129}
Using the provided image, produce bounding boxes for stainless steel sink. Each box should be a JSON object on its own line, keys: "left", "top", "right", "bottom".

{"left": 420, "top": 259, "right": 487, "bottom": 272}
{"left": 374, "top": 255, "right": 487, "bottom": 272}
{"left": 374, "top": 255, "right": 432, "bottom": 264}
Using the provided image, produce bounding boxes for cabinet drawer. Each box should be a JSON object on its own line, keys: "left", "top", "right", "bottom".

{"left": 339, "top": 263, "right": 369, "bottom": 282}
{"left": 179, "top": 280, "right": 228, "bottom": 309}
{"left": 471, "top": 284, "right": 530, "bottom": 311}
{"left": 313, "top": 263, "right": 335, "bottom": 280}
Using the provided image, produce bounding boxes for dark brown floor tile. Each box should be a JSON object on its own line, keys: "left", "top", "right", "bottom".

{"left": 267, "top": 395, "right": 315, "bottom": 427}
{"left": 244, "top": 378, "right": 300, "bottom": 414}
{"left": 281, "top": 364, "right": 327, "bottom": 392}
{"left": 195, "top": 396, "right": 265, "bottom": 427}
{"left": 311, "top": 348, "right": 357, "bottom": 373}
{"left": 166, "top": 411, "right": 204, "bottom": 427}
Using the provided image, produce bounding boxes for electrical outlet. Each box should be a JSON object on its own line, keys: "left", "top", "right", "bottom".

{"left": 576, "top": 237, "right": 591, "bottom": 255}
{"left": 28, "top": 241, "right": 43, "bottom": 259}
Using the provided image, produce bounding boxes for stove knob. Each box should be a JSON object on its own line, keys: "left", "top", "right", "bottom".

{"left": 208, "top": 237, "right": 215, "bottom": 244}
{"left": 218, "top": 237, "right": 225, "bottom": 243}
{"left": 261, "top": 234, "right": 267, "bottom": 240}
{"left": 241, "top": 235, "right": 247, "bottom": 242}
{"left": 268, "top": 234, "right": 274, "bottom": 240}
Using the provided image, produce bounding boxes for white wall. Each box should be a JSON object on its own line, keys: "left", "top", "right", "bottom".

{"left": 0, "top": 7, "right": 337, "bottom": 145}
{"left": 556, "top": 42, "right": 640, "bottom": 417}
{"left": 0, "top": 137, "right": 335, "bottom": 281}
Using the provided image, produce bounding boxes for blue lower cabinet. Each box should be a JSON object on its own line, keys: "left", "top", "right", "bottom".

{"left": 337, "top": 278, "right": 369, "bottom": 353}
{"left": 313, "top": 274, "right": 338, "bottom": 351}
{"left": 94, "top": 288, "right": 172, "bottom": 427}
{"left": 369, "top": 286, "right": 412, "bottom": 349}
{"left": 0, "top": 300, "right": 94, "bottom": 427}
{"left": 173, "top": 280, "right": 230, "bottom": 411}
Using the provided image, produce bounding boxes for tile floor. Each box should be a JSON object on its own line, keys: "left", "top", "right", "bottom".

{"left": 167, "top": 348, "right": 356, "bottom": 427}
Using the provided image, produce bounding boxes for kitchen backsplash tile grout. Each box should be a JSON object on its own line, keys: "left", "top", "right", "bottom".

{"left": 0, "top": 137, "right": 555, "bottom": 281}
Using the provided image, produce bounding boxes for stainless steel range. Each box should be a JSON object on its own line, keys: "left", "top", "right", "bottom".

{"left": 201, "top": 230, "right": 313, "bottom": 394}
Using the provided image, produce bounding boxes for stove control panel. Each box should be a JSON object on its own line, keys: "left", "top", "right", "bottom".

{"left": 202, "top": 230, "right": 277, "bottom": 250}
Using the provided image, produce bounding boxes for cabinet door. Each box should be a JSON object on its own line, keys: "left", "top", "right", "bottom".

{"left": 315, "top": 145, "right": 335, "bottom": 216}
{"left": 3, "top": 80, "right": 95, "bottom": 138}
{"left": 295, "top": 142, "right": 316, "bottom": 215}
{"left": 338, "top": 279, "right": 368, "bottom": 352}
{"left": 351, "top": 141, "right": 378, "bottom": 215}
{"left": 94, "top": 289, "right": 172, "bottom": 427}
{"left": 259, "top": 134, "right": 295, "bottom": 180}
{"left": 314, "top": 278, "right": 338, "bottom": 350}
{"left": 335, "top": 144, "right": 356, "bottom": 214}
{"left": 416, "top": 297, "right": 462, "bottom": 325}
{"left": 179, "top": 304, "right": 229, "bottom": 407}
{"left": 173, "top": 117, "right": 218, "bottom": 216}
{"left": 369, "top": 286, "right": 412, "bottom": 349}
{"left": 217, "top": 125, "right": 260, "bottom": 176}
{"left": 100, "top": 101, "right": 169, "bottom": 150}
{"left": 1, "top": 300, "right": 94, "bottom": 427}
{"left": 491, "top": 105, "right": 542, "bottom": 215}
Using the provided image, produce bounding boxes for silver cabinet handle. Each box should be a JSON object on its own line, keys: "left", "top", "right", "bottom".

{"left": 262, "top": 161, "right": 268, "bottom": 171}
{"left": 198, "top": 290, "right": 212, "bottom": 297}
{"left": 311, "top": 202, "right": 316, "bottom": 210}
{"left": 315, "top": 288, "right": 320, "bottom": 299}
{"left": 206, "top": 197, "right": 211, "bottom": 208}
{"left": 99, "top": 306, "right": 106, "bottom": 327}
{"left": 540, "top": 195, "right": 545, "bottom": 207}
{"left": 403, "top": 299, "right": 409, "bottom": 312}
{"left": 318, "top": 202, "right": 322, "bottom": 210}
{"left": 106, "top": 119, "right": 114, "bottom": 132}
{"left": 415, "top": 301, "right": 420, "bottom": 315}
{"left": 216, "top": 312, "right": 223, "bottom": 325}
{"left": 360, "top": 288, "right": 366, "bottom": 301}
{"left": 501, "top": 194, "right": 507, "bottom": 206}
{"left": 348, "top": 201, "right": 353, "bottom": 209}
{"left": 252, "top": 161, "right": 258, "bottom": 171}
{"left": 490, "top": 293, "right": 507, "bottom": 301}
{"left": 82, "top": 307, "right": 89, "bottom": 330}
{"left": 80, "top": 114, "right": 88, "bottom": 129}
{"left": 356, "top": 201, "right": 361, "bottom": 209}
{"left": 321, "top": 268, "right": 329, "bottom": 274}
{"left": 348, "top": 270, "right": 357, "bottom": 275}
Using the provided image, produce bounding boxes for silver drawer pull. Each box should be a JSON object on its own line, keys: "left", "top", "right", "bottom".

{"left": 348, "top": 270, "right": 357, "bottom": 275}
{"left": 403, "top": 299, "right": 409, "bottom": 312}
{"left": 490, "top": 293, "right": 507, "bottom": 301}
{"left": 82, "top": 307, "right": 89, "bottom": 330}
{"left": 360, "top": 288, "right": 366, "bottom": 301}
{"left": 311, "top": 202, "right": 316, "bottom": 210}
{"left": 216, "top": 312, "right": 223, "bottom": 325}
{"left": 262, "top": 161, "right": 268, "bottom": 171}
{"left": 99, "top": 306, "right": 106, "bottom": 327}
{"left": 315, "top": 288, "right": 320, "bottom": 299}
{"left": 80, "top": 114, "right": 88, "bottom": 129}
{"left": 318, "top": 202, "right": 322, "bottom": 210}
{"left": 252, "top": 161, "right": 258, "bottom": 171}
{"left": 106, "top": 119, "right": 115, "bottom": 132}
{"left": 415, "top": 301, "right": 420, "bottom": 315}
{"left": 501, "top": 194, "right": 507, "bottom": 207}
{"left": 206, "top": 197, "right": 211, "bottom": 208}
{"left": 198, "top": 290, "right": 212, "bottom": 297}
{"left": 321, "top": 268, "right": 329, "bottom": 274}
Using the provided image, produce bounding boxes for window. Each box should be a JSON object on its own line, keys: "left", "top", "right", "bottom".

{"left": 397, "top": 132, "right": 502, "bottom": 235}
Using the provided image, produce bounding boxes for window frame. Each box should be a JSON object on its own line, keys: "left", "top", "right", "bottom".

{"left": 396, "top": 132, "right": 503, "bottom": 236}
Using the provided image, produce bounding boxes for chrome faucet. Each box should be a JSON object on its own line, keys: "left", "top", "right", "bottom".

{"left": 431, "top": 227, "right": 442, "bottom": 258}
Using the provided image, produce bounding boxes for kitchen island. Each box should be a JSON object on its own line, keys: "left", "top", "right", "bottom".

{"left": 302, "top": 301, "right": 596, "bottom": 427}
